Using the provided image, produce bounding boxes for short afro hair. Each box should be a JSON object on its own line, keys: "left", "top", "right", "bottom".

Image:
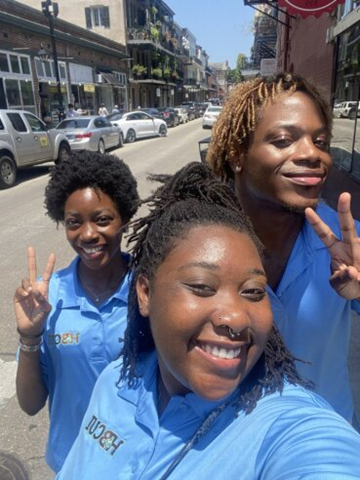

{"left": 45, "top": 151, "right": 140, "bottom": 224}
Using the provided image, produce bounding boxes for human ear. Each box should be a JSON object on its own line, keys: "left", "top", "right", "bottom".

{"left": 229, "top": 153, "right": 245, "bottom": 174}
{"left": 136, "top": 274, "right": 150, "bottom": 317}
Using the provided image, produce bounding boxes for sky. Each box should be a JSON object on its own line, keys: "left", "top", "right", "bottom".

{"left": 165, "top": 0, "right": 255, "bottom": 68}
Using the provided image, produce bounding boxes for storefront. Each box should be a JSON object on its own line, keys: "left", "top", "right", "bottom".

{"left": 36, "top": 57, "right": 68, "bottom": 122}
{"left": 332, "top": 22, "right": 360, "bottom": 181}
{"left": 0, "top": 50, "right": 36, "bottom": 113}
{"left": 69, "top": 63, "right": 96, "bottom": 115}
{"left": 95, "top": 69, "right": 128, "bottom": 113}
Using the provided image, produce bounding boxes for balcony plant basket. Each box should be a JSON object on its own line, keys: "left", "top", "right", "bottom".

{"left": 170, "top": 37, "right": 178, "bottom": 49}
{"left": 132, "top": 64, "right": 147, "bottom": 78}
{"left": 151, "top": 67, "right": 163, "bottom": 79}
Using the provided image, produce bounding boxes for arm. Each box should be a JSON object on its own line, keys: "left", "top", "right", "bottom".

{"left": 15, "top": 247, "right": 56, "bottom": 415}
{"left": 305, "top": 192, "right": 360, "bottom": 303}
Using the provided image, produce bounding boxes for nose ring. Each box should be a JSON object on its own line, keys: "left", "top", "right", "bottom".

{"left": 219, "top": 319, "right": 242, "bottom": 340}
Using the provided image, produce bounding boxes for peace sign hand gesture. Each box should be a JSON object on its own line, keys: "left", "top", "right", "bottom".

{"left": 14, "top": 247, "right": 56, "bottom": 336}
{"left": 305, "top": 192, "right": 360, "bottom": 301}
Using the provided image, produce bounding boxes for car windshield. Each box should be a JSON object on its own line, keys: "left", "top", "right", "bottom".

{"left": 56, "top": 119, "right": 91, "bottom": 129}
{"left": 207, "top": 107, "right": 222, "bottom": 113}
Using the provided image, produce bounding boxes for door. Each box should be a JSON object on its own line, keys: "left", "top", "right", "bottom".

{"left": 23, "top": 113, "right": 53, "bottom": 161}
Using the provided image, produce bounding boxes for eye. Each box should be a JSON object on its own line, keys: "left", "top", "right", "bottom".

{"left": 65, "top": 218, "right": 80, "bottom": 228}
{"left": 184, "top": 283, "right": 215, "bottom": 297}
{"left": 314, "top": 138, "right": 330, "bottom": 151}
{"left": 241, "top": 288, "right": 266, "bottom": 302}
{"left": 96, "top": 216, "right": 111, "bottom": 225}
{"left": 271, "top": 137, "right": 293, "bottom": 149}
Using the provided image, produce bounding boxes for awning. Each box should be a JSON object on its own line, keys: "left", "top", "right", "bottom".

{"left": 277, "top": 0, "right": 346, "bottom": 17}
{"left": 101, "top": 72, "right": 123, "bottom": 86}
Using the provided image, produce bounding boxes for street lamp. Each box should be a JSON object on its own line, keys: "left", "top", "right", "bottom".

{"left": 40, "top": 0, "right": 64, "bottom": 120}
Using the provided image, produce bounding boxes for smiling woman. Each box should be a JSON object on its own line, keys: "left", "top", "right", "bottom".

{"left": 13, "top": 151, "right": 139, "bottom": 473}
{"left": 57, "top": 162, "right": 360, "bottom": 480}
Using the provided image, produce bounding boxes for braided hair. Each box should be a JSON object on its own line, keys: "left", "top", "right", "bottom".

{"left": 208, "top": 72, "right": 332, "bottom": 181}
{"left": 121, "top": 162, "right": 309, "bottom": 414}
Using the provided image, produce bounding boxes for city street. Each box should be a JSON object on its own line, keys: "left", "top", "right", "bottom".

{"left": 0, "top": 118, "right": 359, "bottom": 479}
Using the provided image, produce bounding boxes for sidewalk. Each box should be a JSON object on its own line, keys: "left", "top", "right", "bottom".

{"left": 322, "top": 165, "right": 360, "bottom": 220}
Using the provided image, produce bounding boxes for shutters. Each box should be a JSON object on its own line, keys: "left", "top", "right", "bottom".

{"left": 102, "top": 7, "right": 110, "bottom": 28}
{"left": 85, "top": 7, "right": 92, "bottom": 29}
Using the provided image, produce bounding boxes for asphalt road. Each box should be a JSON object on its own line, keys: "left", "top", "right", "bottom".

{"left": 0, "top": 118, "right": 358, "bottom": 478}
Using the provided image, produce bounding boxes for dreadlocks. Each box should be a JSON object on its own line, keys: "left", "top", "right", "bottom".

{"left": 120, "top": 162, "right": 309, "bottom": 414}
{"left": 208, "top": 72, "right": 332, "bottom": 181}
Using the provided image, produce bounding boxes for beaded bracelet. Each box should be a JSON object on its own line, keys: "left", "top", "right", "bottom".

{"left": 17, "top": 327, "right": 44, "bottom": 339}
{"left": 19, "top": 338, "right": 42, "bottom": 353}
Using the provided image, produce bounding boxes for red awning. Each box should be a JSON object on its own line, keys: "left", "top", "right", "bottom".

{"left": 278, "top": 0, "right": 345, "bottom": 17}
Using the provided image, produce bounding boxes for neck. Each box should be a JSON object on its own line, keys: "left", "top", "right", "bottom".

{"left": 78, "top": 252, "right": 127, "bottom": 292}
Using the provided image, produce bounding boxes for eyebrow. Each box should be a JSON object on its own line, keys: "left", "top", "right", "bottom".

{"left": 178, "top": 263, "right": 266, "bottom": 277}
{"left": 264, "top": 124, "right": 329, "bottom": 138}
{"left": 64, "top": 208, "right": 114, "bottom": 216}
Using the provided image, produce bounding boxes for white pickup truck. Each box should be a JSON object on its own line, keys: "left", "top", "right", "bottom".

{"left": 0, "top": 110, "right": 70, "bottom": 189}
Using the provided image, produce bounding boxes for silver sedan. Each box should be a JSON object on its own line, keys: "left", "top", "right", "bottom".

{"left": 55, "top": 116, "right": 123, "bottom": 153}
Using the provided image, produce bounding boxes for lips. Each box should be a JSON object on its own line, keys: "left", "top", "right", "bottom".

{"left": 79, "top": 245, "right": 105, "bottom": 259}
{"left": 282, "top": 170, "right": 326, "bottom": 187}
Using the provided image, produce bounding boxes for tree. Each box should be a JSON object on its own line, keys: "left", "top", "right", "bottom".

{"left": 227, "top": 53, "right": 246, "bottom": 84}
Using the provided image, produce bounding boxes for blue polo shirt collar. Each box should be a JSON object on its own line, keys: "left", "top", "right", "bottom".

{"left": 117, "top": 352, "right": 234, "bottom": 427}
{"left": 54, "top": 253, "right": 131, "bottom": 310}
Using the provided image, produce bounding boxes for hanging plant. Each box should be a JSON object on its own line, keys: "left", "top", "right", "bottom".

{"left": 132, "top": 64, "right": 147, "bottom": 77}
{"left": 170, "top": 37, "right": 178, "bottom": 49}
{"left": 163, "top": 66, "right": 171, "bottom": 78}
{"left": 150, "top": 25, "right": 160, "bottom": 42}
{"left": 151, "top": 67, "right": 163, "bottom": 78}
{"left": 163, "top": 31, "right": 171, "bottom": 42}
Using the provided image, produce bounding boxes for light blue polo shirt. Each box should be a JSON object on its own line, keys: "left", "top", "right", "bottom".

{"left": 40, "top": 254, "right": 131, "bottom": 472}
{"left": 57, "top": 352, "right": 360, "bottom": 479}
{"left": 269, "top": 203, "right": 360, "bottom": 421}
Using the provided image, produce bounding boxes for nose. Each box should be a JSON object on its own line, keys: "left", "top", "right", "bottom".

{"left": 294, "top": 136, "right": 321, "bottom": 164}
{"left": 80, "top": 222, "right": 99, "bottom": 243}
{"left": 214, "top": 296, "right": 252, "bottom": 340}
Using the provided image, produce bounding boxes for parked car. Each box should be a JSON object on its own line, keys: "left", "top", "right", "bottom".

{"left": 156, "top": 107, "right": 180, "bottom": 127}
{"left": 139, "top": 108, "right": 163, "bottom": 120}
{"left": 55, "top": 116, "right": 123, "bottom": 153}
{"left": 174, "top": 107, "right": 189, "bottom": 124}
{"left": 109, "top": 111, "right": 167, "bottom": 143}
{"left": 202, "top": 106, "right": 223, "bottom": 129}
{"left": 348, "top": 102, "right": 360, "bottom": 119}
{"left": 180, "top": 103, "right": 196, "bottom": 121}
{"left": 333, "top": 101, "right": 357, "bottom": 118}
{"left": 0, "top": 109, "right": 70, "bottom": 189}
{"left": 182, "top": 101, "right": 203, "bottom": 119}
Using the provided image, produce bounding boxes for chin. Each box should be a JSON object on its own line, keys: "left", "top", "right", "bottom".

{"left": 279, "top": 196, "right": 319, "bottom": 214}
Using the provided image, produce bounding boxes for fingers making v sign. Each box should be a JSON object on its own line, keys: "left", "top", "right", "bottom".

{"left": 14, "top": 247, "right": 56, "bottom": 336}
{"left": 305, "top": 192, "right": 360, "bottom": 301}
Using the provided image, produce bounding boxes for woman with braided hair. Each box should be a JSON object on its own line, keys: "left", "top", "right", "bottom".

{"left": 207, "top": 72, "right": 360, "bottom": 424}
{"left": 57, "top": 162, "right": 360, "bottom": 480}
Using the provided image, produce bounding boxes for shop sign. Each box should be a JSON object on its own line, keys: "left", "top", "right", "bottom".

{"left": 84, "top": 84, "right": 95, "bottom": 93}
{"left": 49, "top": 85, "right": 67, "bottom": 94}
{"left": 278, "top": 0, "right": 345, "bottom": 17}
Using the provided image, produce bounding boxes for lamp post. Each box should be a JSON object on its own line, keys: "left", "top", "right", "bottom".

{"left": 41, "top": 0, "right": 64, "bottom": 120}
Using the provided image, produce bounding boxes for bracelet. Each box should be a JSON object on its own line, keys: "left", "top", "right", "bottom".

{"left": 17, "top": 327, "right": 44, "bottom": 339}
{"left": 19, "top": 338, "right": 42, "bottom": 352}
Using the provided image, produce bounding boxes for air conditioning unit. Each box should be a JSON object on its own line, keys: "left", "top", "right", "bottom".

{"left": 95, "top": 74, "right": 103, "bottom": 83}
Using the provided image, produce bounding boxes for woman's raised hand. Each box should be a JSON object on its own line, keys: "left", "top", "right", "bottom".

{"left": 305, "top": 192, "right": 360, "bottom": 301}
{"left": 14, "top": 247, "right": 56, "bottom": 335}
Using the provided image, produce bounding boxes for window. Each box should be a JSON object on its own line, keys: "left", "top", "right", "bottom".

{"left": 7, "top": 113, "right": 27, "bottom": 132}
{"left": 10, "top": 55, "right": 20, "bottom": 73}
{"left": 0, "top": 53, "right": 9, "bottom": 72}
{"left": 24, "top": 113, "right": 46, "bottom": 132}
{"left": 5, "top": 79, "right": 21, "bottom": 106}
{"left": 85, "top": 6, "right": 110, "bottom": 29}
{"left": 20, "top": 81, "right": 35, "bottom": 106}
{"left": 20, "top": 57, "right": 30, "bottom": 75}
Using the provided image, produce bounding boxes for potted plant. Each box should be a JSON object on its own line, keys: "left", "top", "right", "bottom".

{"left": 150, "top": 25, "right": 160, "bottom": 42}
{"left": 163, "top": 66, "right": 171, "bottom": 79}
{"left": 170, "top": 37, "right": 178, "bottom": 49}
{"left": 132, "top": 64, "right": 147, "bottom": 78}
{"left": 151, "top": 67, "right": 163, "bottom": 79}
{"left": 163, "top": 31, "right": 171, "bottom": 42}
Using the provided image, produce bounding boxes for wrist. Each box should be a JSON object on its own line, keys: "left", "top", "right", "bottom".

{"left": 19, "top": 337, "right": 42, "bottom": 352}
{"left": 17, "top": 327, "right": 44, "bottom": 339}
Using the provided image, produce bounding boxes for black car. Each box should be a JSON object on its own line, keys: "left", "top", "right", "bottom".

{"left": 156, "top": 107, "right": 180, "bottom": 127}
{"left": 139, "top": 108, "right": 163, "bottom": 120}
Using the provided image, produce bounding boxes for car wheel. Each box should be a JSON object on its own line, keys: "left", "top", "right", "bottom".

{"left": 349, "top": 109, "right": 357, "bottom": 120}
{"left": 56, "top": 141, "right": 71, "bottom": 164}
{"left": 126, "top": 129, "right": 136, "bottom": 143}
{"left": 98, "top": 139, "right": 106, "bottom": 154}
{"left": 0, "top": 154, "right": 17, "bottom": 189}
{"left": 159, "top": 124, "right": 167, "bottom": 137}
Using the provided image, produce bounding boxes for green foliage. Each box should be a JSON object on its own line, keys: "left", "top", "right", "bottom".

{"left": 163, "top": 66, "right": 171, "bottom": 78}
{"left": 132, "top": 64, "right": 147, "bottom": 77}
{"left": 151, "top": 67, "right": 163, "bottom": 78}
{"left": 150, "top": 25, "right": 160, "bottom": 42}
{"left": 227, "top": 53, "right": 246, "bottom": 84}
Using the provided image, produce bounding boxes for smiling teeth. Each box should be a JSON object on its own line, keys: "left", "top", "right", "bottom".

{"left": 82, "top": 246, "right": 103, "bottom": 254}
{"left": 202, "top": 344, "right": 241, "bottom": 359}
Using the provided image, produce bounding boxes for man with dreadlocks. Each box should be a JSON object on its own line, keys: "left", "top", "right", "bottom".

{"left": 57, "top": 163, "right": 360, "bottom": 479}
{"left": 207, "top": 72, "right": 360, "bottom": 425}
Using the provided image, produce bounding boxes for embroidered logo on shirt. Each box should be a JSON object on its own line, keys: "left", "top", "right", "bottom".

{"left": 47, "top": 332, "right": 80, "bottom": 345}
{"left": 85, "top": 415, "right": 125, "bottom": 456}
